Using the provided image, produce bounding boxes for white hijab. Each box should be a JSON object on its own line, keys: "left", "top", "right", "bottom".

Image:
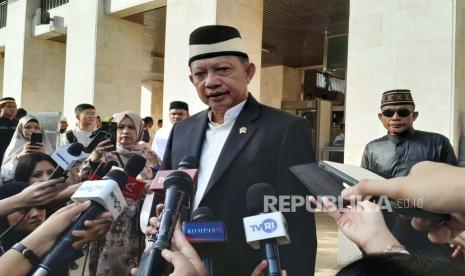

{"left": 2, "top": 115, "right": 54, "bottom": 165}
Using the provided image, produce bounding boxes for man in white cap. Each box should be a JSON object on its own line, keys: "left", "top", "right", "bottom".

{"left": 151, "top": 101, "right": 189, "bottom": 160}
{"left": 161, "top": 25, "right": 317, "bottom": 275}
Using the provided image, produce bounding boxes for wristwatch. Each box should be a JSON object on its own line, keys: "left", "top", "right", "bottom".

{"left": 11, "top": 243, "right": 40, "bottom": 266}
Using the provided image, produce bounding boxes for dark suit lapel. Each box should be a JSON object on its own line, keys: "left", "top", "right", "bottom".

{"left": 201, "top": 95, "right": 260, "bottom": 199}
{"left": 182, "top": 110, "right": 208, "bottom": 163}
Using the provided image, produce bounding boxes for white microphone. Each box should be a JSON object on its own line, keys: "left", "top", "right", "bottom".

{"left": 243, "top": 183, "right": 289, "bottom": 276}
{"left": 71, "top": 171, "right": 128, "bottom": 220}
{"left": 33, "top": 170, "right": 128, "bottom": 276}
{"left": 243, "top": 211, "right": 290, "bottom": 250}
{"left": 48, "top": 143, "right": 89, "bottom": 180}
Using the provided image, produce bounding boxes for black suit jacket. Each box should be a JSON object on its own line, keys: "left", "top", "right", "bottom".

{"left": 162, "top": 95, "right": 317, "bottom": 275}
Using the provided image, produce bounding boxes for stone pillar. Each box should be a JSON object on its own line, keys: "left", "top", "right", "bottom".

{"left": 261, "top": 65, "right": 302, "bottom": 109}
{"left": 3, "top": 0, "right": 31, "bottom": 105}
{"left": 3, "top": 0, "right": 66, "bottom": 112}
{"left": 163, "top": 0, "right": 263, "bottom": 123}
{"left": 342, "top": 0, "right": 465, "bottom": 264}
{"left": 63, "top": 0, "right": 147, "bottom": 126}
{"left": 0, "top": 54, "right": 4, "bottom": 97}
{"left": 63, "top": 0, "right": 99, "bottom": 124}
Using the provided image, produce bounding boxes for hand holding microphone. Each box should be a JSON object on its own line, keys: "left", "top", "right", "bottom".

{"left": 32, "top": 170, "right": 129, "bottom": 276}
{"left": 132, "top": 222, "right": 205, "bottom": 276}
{"left": 252, "top": 261, "right": 287, "bottom": 276}
{"left": 48, "top": 143, "right": 88, "bottom": 180}
{"left": 137, "top": 170, "right": 194, "bottom": 276}
{"left": 0, "top": 202, "right": 94, "bottom": 276}
{"left": 71, "top": 211, "right": 113, "bottom": 249}
{"left": 184, "top": 207, "right": 227, "bottom": 276}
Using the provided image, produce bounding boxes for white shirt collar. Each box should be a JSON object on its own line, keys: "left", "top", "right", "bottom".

{"left": 207, "top": 99, "right": 247, "bottom": 126}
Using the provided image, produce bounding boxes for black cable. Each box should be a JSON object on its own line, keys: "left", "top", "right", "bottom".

{"left": 80, "top": 246, "right": 90, "bottom": 276}
{"left": 0, "top": 208, "right": 30, "bottom": 241}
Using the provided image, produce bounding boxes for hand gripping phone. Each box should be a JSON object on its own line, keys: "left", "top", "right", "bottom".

{"left": 290, "top": 161, "right": 450, "bottom": 222}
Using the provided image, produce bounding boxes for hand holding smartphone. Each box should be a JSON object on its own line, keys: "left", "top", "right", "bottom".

{"left": 290, "top": 161, "right": 450, "bottom": 222}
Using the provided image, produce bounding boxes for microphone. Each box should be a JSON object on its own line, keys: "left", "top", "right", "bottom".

{"left": 32, "top": 170, "right": 128, "bottom": 276}
{"left": 149, "top": 156, "right": 198, "bottom": 193}
{"left": 183, "top": 207, "right": 227, "bottom": 276}
{"left": 48, "top": 143, "right": 88, "bottom": 180}
{"left": 137, "top": 170, "right": 194, "bottom": 276}
{"left": 121, "top": 155, "right": 147, "bottom": 200}
{"left": 90, "top": 160, "right": 118, "bottom": 180}
{"left": 243, "top": 183, "right": 290, "bottom": 276}
{"left": 140, "top": 156, "right": 199, "bottom": 232}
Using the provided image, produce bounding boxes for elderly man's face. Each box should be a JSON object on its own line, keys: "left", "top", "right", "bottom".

{"left": 189, "top": 56, "right": 255, "bottom": 114}
{"left": 378, "top": 104, "right": 418, "bottom": 136}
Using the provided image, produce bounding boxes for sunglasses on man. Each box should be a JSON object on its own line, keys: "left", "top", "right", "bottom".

{"left": 381, "top": 108, "right": 413, "bottom": 117}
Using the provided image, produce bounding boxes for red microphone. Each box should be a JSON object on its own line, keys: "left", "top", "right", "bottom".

{"left": 121, "top": 155, "right": 147, "bottom": 200}
{"left": 149, "top": 156, "right": 198, "bottom": 193}
{"left": 90, "top": 161, "right": 119, "bottom": 180}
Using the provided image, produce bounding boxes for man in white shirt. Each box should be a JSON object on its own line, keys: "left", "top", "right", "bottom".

{"left": 160, "top": 25, "right": 317, "bottom": 275}
{"left": 61, "top": 103, "right": 96, "bottom": 147}
{"left": 151, "top": 101, "right": 189, "bottom": 160}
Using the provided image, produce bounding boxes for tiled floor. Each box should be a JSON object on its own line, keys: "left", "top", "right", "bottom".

{"left": 315, "top": 212, "right": 340, "bottom": 276}
{"left": 71, "top": 212, "right": 340, "bottom": 276}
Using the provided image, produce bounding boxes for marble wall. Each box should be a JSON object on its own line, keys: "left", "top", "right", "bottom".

{"left": 261, "top": 65, "right": 302, "bottom": 109}
{"left": 342, "top": 0, "right": 465, "bottom": 264}
{"left": 163, "top": 0, "right": 263, "bottom": 123}
{"left": 21, "top": 39, "right": 66, "bottom": 112}
{"left": 0, "top": 55, "right": 4, "bottom": 97}
{"left": 345, "top": 0, "right": 457, "bottom": 166}
{"left": 94, "top": 12, "right": 146, "bottom": 118}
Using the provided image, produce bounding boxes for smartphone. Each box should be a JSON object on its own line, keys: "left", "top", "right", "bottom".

{"left": 290, "top": 161, "right": 450, "bottom": 222}
{"left": 318, "top": 161, "right": 450, "bottom": 222}
{"left": 30, "top": 133, "right": 43, "bottom": 146}
{"left": 85, "top": 122, "right": 117, "bottom": 153}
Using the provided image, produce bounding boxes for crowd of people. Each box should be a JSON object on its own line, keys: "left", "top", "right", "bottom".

{"left": 0, "top": 24, "right": 463, "bottom": 276}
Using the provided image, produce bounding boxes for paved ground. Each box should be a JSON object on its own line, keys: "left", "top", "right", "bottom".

{"left": 71, "top": 212, "right": 340, "bottom": 276}
{"left": 315, "top": 212, "right": 340, "bottom": 276}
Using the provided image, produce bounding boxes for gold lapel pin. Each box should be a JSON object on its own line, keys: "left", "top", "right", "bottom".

{"left": 239, "top": 127, "right": 247, "bottom": 134}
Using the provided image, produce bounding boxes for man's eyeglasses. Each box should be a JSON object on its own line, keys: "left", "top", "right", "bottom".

{"left": 381, "top": 109, "right": 413, "bottom": 118}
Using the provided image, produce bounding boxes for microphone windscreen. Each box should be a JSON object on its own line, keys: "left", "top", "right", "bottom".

{"left": 246, "top": 183, "right": 277, "bottom": 214}
{"left": 103, "top": 170, "right": 128, "bottom": 189}
{"left": 191, "top": 206, "right": 213, "bottom": 221}
{"left": 178, "top": 156, "right": 198, "bottom": 169}
{"left": 124, "top": 155, "right": 146, "bottom": 177}
{"left": 163, "top": 170, "right": 193, "bottom": 194}
{"left": 67, "top": 143, "right": 85, "bottom": 156}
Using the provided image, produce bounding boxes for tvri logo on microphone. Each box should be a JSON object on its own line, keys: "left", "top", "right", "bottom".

{"left": 262, "top": 195, "right": 423, "bottom": 213}
{"left": 249, "top": 218, "right": 278, "bottom": 233}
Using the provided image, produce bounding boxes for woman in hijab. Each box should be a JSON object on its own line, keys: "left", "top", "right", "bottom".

{"left": 1, "top": 115, "right": 53, "bottom": 182}
{"left": 80, "top": 111, "right": 160, "bottom": 276}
